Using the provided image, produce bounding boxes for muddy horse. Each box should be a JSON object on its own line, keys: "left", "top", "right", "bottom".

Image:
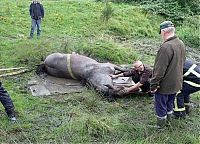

{"left": 36, "top": 53, "right": 128, "bottom": 96}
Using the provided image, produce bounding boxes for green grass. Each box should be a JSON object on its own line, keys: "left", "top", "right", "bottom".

{"left": 0, "top": 0, "right": 200, "bottom": 143}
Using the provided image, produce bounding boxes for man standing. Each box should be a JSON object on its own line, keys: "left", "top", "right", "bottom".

{"left": 174, "top": 59, "right": 200, "bottom": 118}
{"left": 110, "top": 60, "right": 153, "bottom": 96}
{"left": 150, "top": 21, "right": 185, "bottom": 128}
{"left": 29, "top": 0, "right": 44, "bottom": 38}
{"left": 0, "top": 82, "right": 16, "bottom": 122}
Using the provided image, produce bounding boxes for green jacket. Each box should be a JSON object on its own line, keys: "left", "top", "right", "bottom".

{"left": 150, "top": 36, "right": 185, "bottom": 94}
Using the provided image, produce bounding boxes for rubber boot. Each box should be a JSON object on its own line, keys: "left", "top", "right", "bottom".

{"left": 6, "top": 109, "right": 16, "bottom": 122}
{"left": 173, "top": 111, "right": 186, "bottom": 119}
{"left": 167, "top": 113, "right": 173, "bottom": 123}
{"left": 185, "top": 105, "right": 190, "bottom": 114}
{"left": 157, "top": 117, "right": 167, "bottom": 129}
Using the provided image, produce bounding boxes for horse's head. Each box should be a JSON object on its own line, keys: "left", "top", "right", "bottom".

{"left": 104, "top": 84, "right": 128, "bottom": 96}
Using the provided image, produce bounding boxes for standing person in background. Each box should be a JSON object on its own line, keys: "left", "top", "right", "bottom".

{"left": 173, "top": 59, "right": 200, "bottom": 118}
{"left": 150, "top": 21, "right": 185, "bottom": 128}
{"left": 0, "top": 82, "right": 16, "bottom": 122}
{"left": 29, "top": 0, "right": 44, "bottom": 39}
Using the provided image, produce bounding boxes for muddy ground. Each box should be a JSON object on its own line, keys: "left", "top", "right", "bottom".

{"left": 119, "top": 38, "right": 200, "bottom": 62}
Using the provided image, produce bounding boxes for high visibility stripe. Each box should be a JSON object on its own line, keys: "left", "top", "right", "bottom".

{"left": 156, "top": 115, "right": 167, "bottom": 119}
{"left": 167, "top": 111, "right": 173, "bottom": 115}
{"left": 66, "top": 54, "right": 77, "bottom": 80}
{"left": 184, "top": 64, "right": 200, "bottom": 78}
{"left": 184, "top": 103, "right": 190, "bottom": 106}
{"left": 184, "top": 80, "right": 200, "bottom": 87}
{"left": 173, "top": 95, "right": 185, "bottom": 112}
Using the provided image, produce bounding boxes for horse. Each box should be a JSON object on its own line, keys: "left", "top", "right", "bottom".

{"left": 36, "top": 53, "right": 128, "bottom": 97}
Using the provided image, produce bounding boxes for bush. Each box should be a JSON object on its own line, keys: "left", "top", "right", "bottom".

{"left": 99, "top": 0, "right": 200, "bottom": 24}
{"left": 177, "top": 16, "right": 200, "bottom": 49}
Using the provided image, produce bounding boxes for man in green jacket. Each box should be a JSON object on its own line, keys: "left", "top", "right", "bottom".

{"left": 150, "top": 21, "right": 185, "bottom": 128}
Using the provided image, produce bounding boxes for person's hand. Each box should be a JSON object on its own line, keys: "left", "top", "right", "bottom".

{"left": 109, "top": 74, "right": 117, "bottom": 79}
{"left": 150, "top": 88, "right": 157, "bottom": 93}
{"left": 125, "top": 88, "right": 131, "bottom": 93}
{"left": 117, "top": 87, "right": 130, "bottom": 95}
{"left": 150, "top": 86, "right": 159, "bottom": 93}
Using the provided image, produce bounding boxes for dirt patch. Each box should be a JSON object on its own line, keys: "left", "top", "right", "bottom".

{"left": 28, "top": 75, "right": 85, "bottom": 96}
{"left": 117, "top": 38, "right": 200, "bottom": 62}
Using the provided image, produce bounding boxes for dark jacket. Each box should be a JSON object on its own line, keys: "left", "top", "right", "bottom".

{"left": 183, "top": 59, "right": 200, "bottom": 84}
{"left": 123, "top": 65, "right": 153, "bottom": 92}
{"left": 29, "top": 2, "right": 44, "bottom": 20}
{"left": 150, "top": 36, "right": 186, "bottom": 94}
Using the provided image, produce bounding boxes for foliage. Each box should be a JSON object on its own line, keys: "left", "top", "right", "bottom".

{"left": 94, "top": 0, "right": 200, "bottom": 48}
{"left": 177, "top": 16, "right": 200, "bottom": 48}
{"left": 101, "top": 0, "right": 200, "bottom": 23}
{"left": 101, "top": 1, "right": 114, "bottom": 23}
{"left": 141, "top": 0, "right": 192, "bottom": 23}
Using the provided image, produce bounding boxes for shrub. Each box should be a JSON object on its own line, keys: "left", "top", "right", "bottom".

{"left": 101, "top": 1, "right": 114, "bottom": 23}
{"left": 177, "top": 16, "right": 200, "bottom": 49}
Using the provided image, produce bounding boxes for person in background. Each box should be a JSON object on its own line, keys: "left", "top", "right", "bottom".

{"left": 110, "top": 60, "right": 153, "bottom": 96}
{"left": 173, "top": 59, "right": 200, "bottom": 118}
{"left": 150, "top": 21, "right": 185, "bottom": 128}
{"left": 0, "top": 81, "right": 16, "bottom": 122}
{"left": 29, "top": 0, "right": 44, "bottom": 38}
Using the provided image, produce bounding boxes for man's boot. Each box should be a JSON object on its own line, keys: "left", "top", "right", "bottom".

{"left": 167, "top": 113, "right": 173, "bottom": 124}
{"left": 157, "top": 117, "right": 167, "bottom": 129}
{"left": 173, "top": 111, "right": 186, "bottom": 119}
{"left": 6, "top": 109, "right": 17, "bottom": 122}
{"left": 185, "top": 105, "right": 190, "bottom": 114}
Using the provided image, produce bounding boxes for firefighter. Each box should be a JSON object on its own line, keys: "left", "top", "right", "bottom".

{"left": 0, "top": 82, "right": 16, "bottom": 122}
{"left": 173, "top": 59, "right": 200, "bottom": 118}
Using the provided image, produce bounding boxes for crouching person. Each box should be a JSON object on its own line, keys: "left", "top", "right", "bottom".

{"left": 0, "top": 82, "right": 16, "bottom": 122}
{"left": 110, "top": 60, "right": 153, "bottom": 96}
{"left": 173, "top": 59, "right": 200, "bottom": 118}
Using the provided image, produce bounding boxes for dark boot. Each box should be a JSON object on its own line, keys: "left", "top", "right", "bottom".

{"left": 157, "top": 117, "right": 167, "bottom": 129}
{"left": 185, "top": 105, "right": 190, "bottom": 114}
{"left": 167, "top": 113, "right": 173, "bottom": 123}
{"left": 173, "top": 111, "right": 186, "bottom": 119}
{"left": 6, "top": 109, "right": 17, "bottom": 122}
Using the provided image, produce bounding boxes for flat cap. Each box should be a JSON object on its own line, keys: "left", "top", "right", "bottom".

{"left": 159, "top": 21, "right": 174, "bottom": 34}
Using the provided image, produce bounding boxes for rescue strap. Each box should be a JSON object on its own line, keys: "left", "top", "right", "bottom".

{"left": 184, "top": 80, "right": 200, "bottom": 87}
{"left": 0, "top": 67, "right": 26, "bottom": 71}
{"left": 173, "top": 91, "right": 186, "bottom": 112}
{"left": 184, "top": 64, "right": 200, "bottom": 78}
{"left": 66, "top": 54, "right": 77, "bottom": 80}
{"left": 167, "top": 111, "right": 173, "bottom": 115}
{"left": 0, "top": 69, "right": 28, "bottom": 78}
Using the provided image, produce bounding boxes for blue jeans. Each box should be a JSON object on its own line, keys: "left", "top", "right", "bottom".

{"left": 30, "top": 19, "right": 42, "bottom": 37}
{"left": 0, "top": 82, "right": 15, "bottom": 116}
{"left": 154, "top": 92, "right": 176, "bottom": 118}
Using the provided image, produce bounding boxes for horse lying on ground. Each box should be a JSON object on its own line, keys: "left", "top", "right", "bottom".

{"left": 36, "top": 53, "right": 129, "bottom": 97}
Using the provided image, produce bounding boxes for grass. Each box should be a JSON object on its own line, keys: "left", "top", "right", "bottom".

{"left": 0, "top": 0, "right": 200, "bottom": 143}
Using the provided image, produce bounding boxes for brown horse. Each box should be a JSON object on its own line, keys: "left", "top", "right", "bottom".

{"left": 36, "top": 53, "right": 128, "bottom": 97}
